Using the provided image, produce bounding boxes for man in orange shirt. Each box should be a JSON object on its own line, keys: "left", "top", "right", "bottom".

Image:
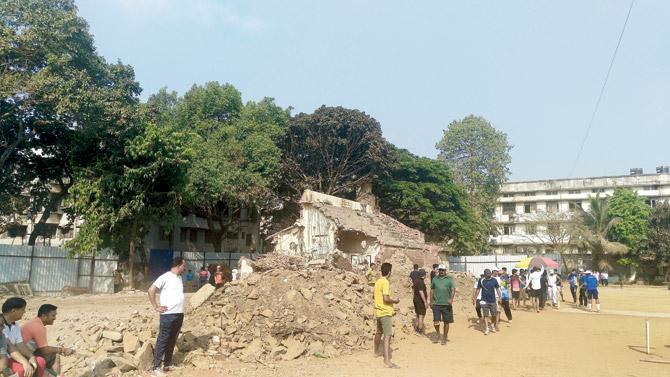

{"left": 21, "top": 304, "right": 74, "bottom": 377}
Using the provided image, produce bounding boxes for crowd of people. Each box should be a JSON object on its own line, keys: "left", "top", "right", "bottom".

{"left": 371, "top": 260, "right": 609, "bottom": 369}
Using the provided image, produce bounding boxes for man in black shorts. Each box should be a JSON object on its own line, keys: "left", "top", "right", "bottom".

{"left": 412, "top": 269, "right": 428, "bottom": 334}
{"left": 429, "top": 265, "right": 456, "bottom": 345}
{"left": 474, "top": 269, "right": 501, "bottom": 335}
{"left": 526, "top": 267, "right": 543, "bottom": 313}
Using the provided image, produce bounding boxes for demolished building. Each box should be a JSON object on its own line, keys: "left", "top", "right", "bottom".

{"left": 267, "top": 190, "right": 443, "bottom": 267}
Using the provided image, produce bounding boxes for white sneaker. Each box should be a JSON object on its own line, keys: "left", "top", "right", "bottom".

{"left": 490, "top": 327, "right": 496, "bottom": 333}
{"left": 151, "top": 368, "right": 165, "bottom": 377}
{"left": 484, "top": 328, "right": 489, "bottom": 335}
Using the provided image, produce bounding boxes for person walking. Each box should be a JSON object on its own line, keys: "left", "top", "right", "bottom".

{"left": 519, "top": 269, "right": 528, "bottom": 308}
{"left": 474, "top": 269, "right": 501, "bottom": 335}
{"left": 547, "top": 270, "right": 559, "bottom": 308}
{"left": 568, "top": 269, "right": 578, "bottom": 304}
{"left": 510, "top": 269, "right": 521, "bottom": 310}
{"left": 429, "top": 265, "right": 456, "bottom": 345}
{"left": 600, "top": 270, "right": 609, "bottom": 287}
{"left": 527, "top": 267, "right": 542, "bottom": 313}
{"left": 213, "top": 265, "right": 224, "bottom": 289}
{"left": 412, "top": 269, "right": 428, "bottom": 334}
{"left": 499, "top": 277, "right": 513, "bottom": 324}
{"left": 539, "top": 270, "right": 548, "bottom": 310}
{"left": 197, "top": 267, "right": 208, "bottom": 289}
{"left": 578, "top": 269, "right": 588, "bottom": 307}
{"left": 373, "top": 263, "right": 400, "bottom": 369}
{"left": 471, "top": 274, "right": 484, "bottom": 323}
{"left": 584, "top": 270, "right": 601, "bottom": 312}
{"left": 148, "top": 257, "right": 186, "bottom": 375}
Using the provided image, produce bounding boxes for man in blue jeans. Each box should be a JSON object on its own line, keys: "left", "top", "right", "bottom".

{"left": 148, "top": 257, "right": 186, "bottom": 376}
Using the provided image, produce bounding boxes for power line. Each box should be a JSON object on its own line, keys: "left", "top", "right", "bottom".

{"left": 570, "top": 0, "right": 635, "bottom": 176}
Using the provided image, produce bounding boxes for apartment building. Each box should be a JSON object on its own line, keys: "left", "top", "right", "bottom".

{"left": 490, "top": 167, "right": 670, "bottom": 254}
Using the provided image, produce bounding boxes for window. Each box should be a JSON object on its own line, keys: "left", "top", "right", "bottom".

{"left": 525, "top": 224, "right": 537, "bottom": 235}
{"left": 591, "top": 188, "right": 605, "bottom": 193}
{"left": 189, "top": 229, "right": 198, "bottom": 243}
{"left": 179, "top": 228, "right": 188, "bottom": 242}
{"left": 569, "top": 201, "right": 582, "bottom": 210}
{"left": 503, "top": 225, "right": 515, "bottom": 235}
{"left": 523, "top": 192, "right": 536, "bottom": 197}
{"left": 545, "top": 191, "right": 558, "bottom": 196}
{"left": 524, "top": 203, "right": 536, "bottom": 214}
{"left": 643, "top": 185, "right": 659, "bottom": 191}
{"left": 502, "top": 203, "right": 516, "bottom": 215}
{"left": 646, "top": 199, "right": 659, "bottom": 208}
{"left": 502, "top": 193, "right": 514, "bottom": 198}
{"left": 246, "top": 233, "right": 253, "bottom": 246}
{"left": 547, "top": 223, "right": 560, "bottom": 234}
{"left": 568, "top": 190, "right": 580, "bottom": 194}
{"left": 546, "top": 201, "right": 559, "bottom": 213}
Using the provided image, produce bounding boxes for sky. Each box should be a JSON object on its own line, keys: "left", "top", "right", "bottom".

{"left": 75, "top": 0, "right": 670, "bottom": 182}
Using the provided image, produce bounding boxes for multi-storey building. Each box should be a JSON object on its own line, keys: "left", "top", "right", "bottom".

{"left": 490, "top": 167, "right": 670, "bottom": 254}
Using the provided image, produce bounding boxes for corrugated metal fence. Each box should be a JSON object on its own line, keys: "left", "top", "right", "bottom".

{"left": 0, "top": 244, "right": 118, "bottom": 295}
{"left": 178, "top": 251, "right": 261, "bottom": 273}
{"left": 448, "top": 254, "right": 562, "bottom": 277}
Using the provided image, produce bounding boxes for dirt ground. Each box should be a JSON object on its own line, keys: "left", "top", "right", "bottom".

{"left": 17, "top": 285, "right": 670, "bottom": 377}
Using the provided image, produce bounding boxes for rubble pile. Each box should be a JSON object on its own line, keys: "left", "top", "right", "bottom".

{"left": 50, "top": 253, "right": 476, "bottom": 376}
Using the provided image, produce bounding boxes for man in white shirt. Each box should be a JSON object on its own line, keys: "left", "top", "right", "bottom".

{"left": 527, "top": 267, "right": 544, "bottom": 313}
{"left": 148, "top": 257, "right": 186, "bottom": 376}
{"left": 2, "top": 297, "right": 45, "bottom": 377}
{"left": 547, "top": 270, "right": 559, "bottom": 308}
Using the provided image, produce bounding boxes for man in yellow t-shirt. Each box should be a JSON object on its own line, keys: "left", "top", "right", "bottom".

{"left": 373, "top": 262, "right": 400, "bottom": 369}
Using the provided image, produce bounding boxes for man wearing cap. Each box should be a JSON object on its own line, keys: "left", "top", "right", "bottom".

{"left": 584, "top": 270, "right": 600, "bottom": 312}
{"left": 429, "top": 264, "right": 456, "bottom": 345}
{"left": 547, "top": 269, "right": 559, "bottom": 308}
{"left": 475, "top": 269, "right": 501, "bottom": 335}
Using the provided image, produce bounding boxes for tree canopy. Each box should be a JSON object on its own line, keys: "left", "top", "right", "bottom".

{"left": 374, "top": 148, "right": 488, "bottom": 254}
{"left": 435, "top": 115, "right": 512, "bottom": 217}
{"left": 648, "top": 203, "right": 670, "bottom": 281}
{"left": 281, "top": 106, "right": 394, "bottom": 199}
{"left": 607, "top": 188, "right": 651, "bottom": 252}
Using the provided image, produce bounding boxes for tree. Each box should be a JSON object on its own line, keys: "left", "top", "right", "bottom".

{"left": 147, "top": 83, "right": 289, "bottom": 251}
{"left": 281, "top": 106, "right": 394, "bottom": 198}
{"left": 435, "top": 115, "right": 512, "bottom": 217}
{"left": 1, "top": 0, "right": 141, "bottom": 243}
{"left": 648, "top": 203, "right": 670, "bottom": 281}
{"left": 517, "top": 211, "right": 580, "bottom": 269}
{"left": 66, "top": 122, "right": 193, "bottom": 287}
{"left": 574, "top": 195, "right": 628, "bottom": 271}
{"left": 374, "top": 148, "right": 488, "bottom": 254}
{"left": 607, "top": 188, "right": 651, "bottom": 252}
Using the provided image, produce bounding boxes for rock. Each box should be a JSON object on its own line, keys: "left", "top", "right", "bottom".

{"left": 281, "top": 338, "right": 305, "bottom": 360}
{"left": 299, "top": 288, "right": 313, "bottom": 301}
{"left": 189, "top": 283, "right": 216, "bottom": 310}
{"left": 270, "top": 345, "right": 287, "bottom": 359}
{"left": 134, "top": 342, "right": 154, "bottom": 371}
{"left": 241, "top": 339, "right": 263, "bottom": 362}
{"left": 323, "top": 293, "right": 335, "bottom": 301}
{"left": 222, "top": 304, "right": 236, "bottom": 320}
{"left": 104, "top": 345, "right": 124, "bottom": 353}
{"left": 284, "top": 289, "right": 299, "bottom": 302}
{"left": 123, "top": 333, "right": 139, "bottom": 354}
{"left": 260, "top": 309, "right": 273, "bottom": 318}
{"left": 247, "top": 289, "right": 260, "bottom": 300}
{"left": 92, "top": 357, "right": 115, "bottom": 377}
{"left": 109, "top": 356, "right": 137, "bottom": 373}
{"left": 307, "top": 340, "right": 324, "bottom": 355}
{"left": 333, "top": 311, "right": 347, "bottom": 320}
{"left": 189, "top": 355, "right": 212, "bottom": 369}
{"left": 101, "top": 331, "right": 123, "bottom": 342}
{"left": 69, "top": 368, "right": 93, "bottom": 377}
{"left": 212, "top": 335, "right": 221, "bottom": 345}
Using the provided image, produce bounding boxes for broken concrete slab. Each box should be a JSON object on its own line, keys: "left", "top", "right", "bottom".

{"left": 189, "top": 283, "right": 216, "bottom": 310}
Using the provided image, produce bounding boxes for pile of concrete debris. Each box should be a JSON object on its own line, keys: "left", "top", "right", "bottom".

{"left": 59, "top": 253, "right": 475, "bottom": 376}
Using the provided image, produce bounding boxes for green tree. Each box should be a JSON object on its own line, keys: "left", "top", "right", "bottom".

{"left": 374, "top": 148, "right": 488, "bottom": 254}
{"left": 66, "top": 122, "right": 193, "bottom": 286}
{"left": 0, "top": 0, "right": 140, "bottom": 242}
{"left": 281, "top": 106, "right": 394, "bottom": 198}
{"left": 435, "top": 115, "right": 512, "bottom": 217}
{"left": 574, "top": 195, "right": 628, "bottom": 271}
{"left": 147, "top": 83, "right": 289, "bottom": 251}
{"left": 607, "top": 188, "right": 651, "bottom": 252}
{"left": 648, "top": 203, "right": 670, "bottom": 281}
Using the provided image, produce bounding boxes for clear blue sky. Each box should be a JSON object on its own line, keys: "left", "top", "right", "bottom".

{"left": 76, "top": 0, "right": 669, "bottom": 181}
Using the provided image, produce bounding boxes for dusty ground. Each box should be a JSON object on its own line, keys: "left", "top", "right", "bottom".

{"left": 16, "top": 285, "right": 670, "bottom": 377}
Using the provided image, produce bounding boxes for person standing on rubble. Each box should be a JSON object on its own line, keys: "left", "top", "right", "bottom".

{"left": 148, "top": 257, "right": 186, "bottom": 376}
{"left": 366, "top": 262, "right": 377, "bottom": 286}
{"left": 373, "top": 262, "right": 400, "bottom": 369}
{"left": 429, "top": 264, "right": 456, "bottom": 345}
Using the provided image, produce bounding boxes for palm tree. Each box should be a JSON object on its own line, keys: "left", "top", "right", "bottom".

{"left": 573, "top": 195, "right": 628, "bottom": 271}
